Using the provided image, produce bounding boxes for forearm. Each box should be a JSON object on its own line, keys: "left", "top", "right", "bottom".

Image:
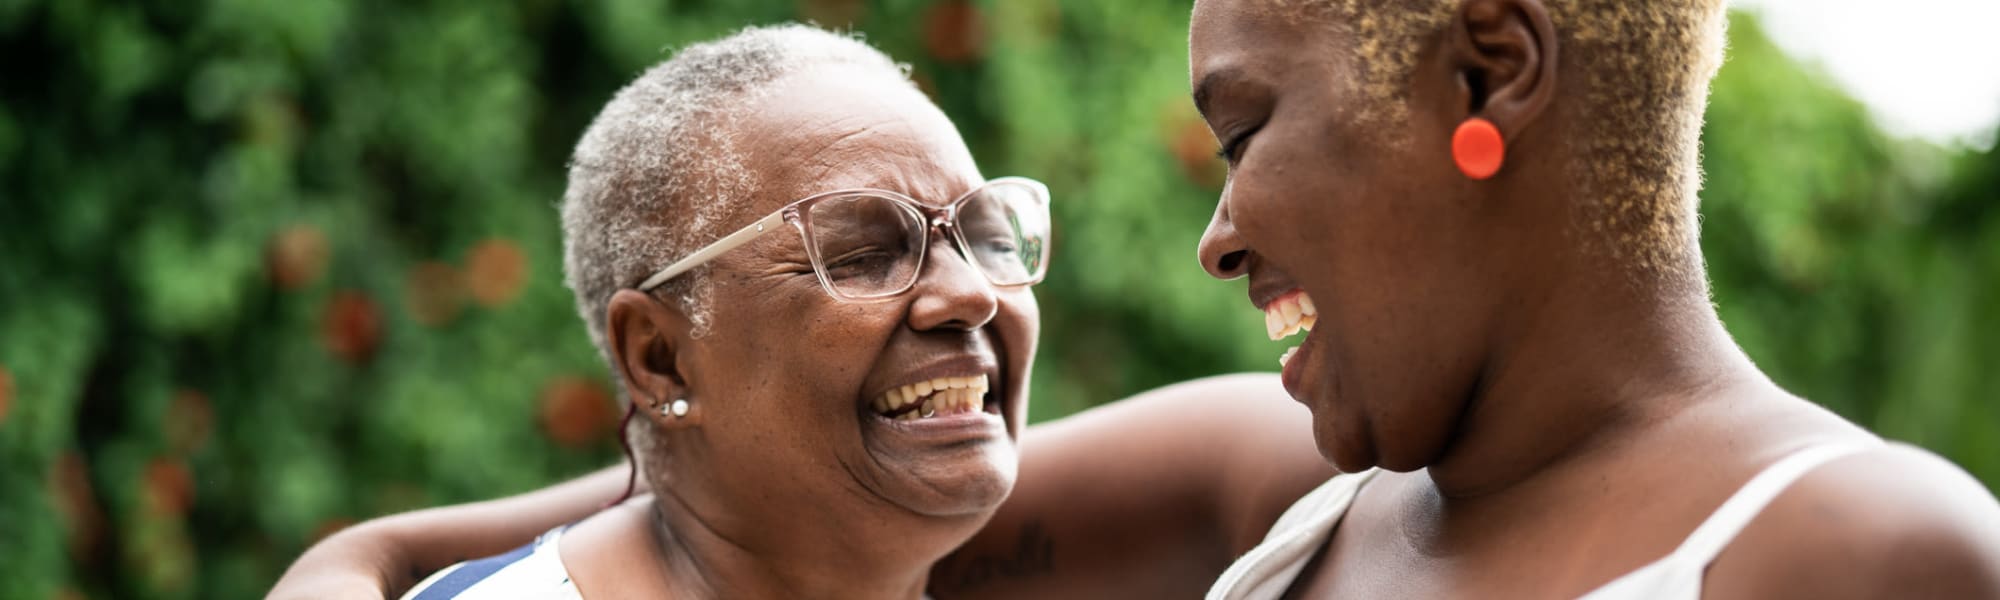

{"left": 933, "top": 407, "right": 1221, "bottom": 599}
{"left": 1206, "top": 374, "right": 1334, "bottom": 554}
{"left": 378, "top": 464, "right": 638, "bottom": 581}
{"left": 270, "top": 463, "right": 639, "bottom": 598}
{"left": 269, "top": 523, "right": 404, "bottom": 600}
{"left": 932, "top": 374, "right": 1332, "bottom": 598}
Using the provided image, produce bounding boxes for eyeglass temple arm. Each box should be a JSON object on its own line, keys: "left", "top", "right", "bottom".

{"left": 636, "top": 209, "right": 788, "bottom": 291}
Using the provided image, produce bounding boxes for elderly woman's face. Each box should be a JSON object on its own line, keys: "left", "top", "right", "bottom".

{"left": 668, "top": 66, "right": 1038, "bottom": 526}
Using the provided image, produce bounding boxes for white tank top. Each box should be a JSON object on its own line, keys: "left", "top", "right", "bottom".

{"left": 1207, "top": 443, "right": 1876, "bottom": 600}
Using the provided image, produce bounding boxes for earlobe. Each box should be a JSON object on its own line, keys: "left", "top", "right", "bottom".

{"left": 1447, "top": 0, "right": 1558, "bottom": 145}
{"left": 1452, "top": 117, "right": 1506, "bottom": 180}
{"left": 606, "top": 289, "right": 704, "bottom": 429}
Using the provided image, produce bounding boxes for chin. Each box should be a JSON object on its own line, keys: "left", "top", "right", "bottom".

{"left": 1312, "top": 406, "right": 1379, "bottom": 474}
{"left": 1355, "top": 399, "right": 1463, "bottom": 474}
{"left": 887, "top": 440, "right": 1019, "bottom": 518}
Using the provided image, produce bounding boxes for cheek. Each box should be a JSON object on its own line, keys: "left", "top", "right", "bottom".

{"left": 710, "top": 291, "right": 890, "bottom": 407}
{"left": 1000, "top": 292, "right": 1039, "bottom": 348}
{"left": 792, "top": 304, "right": 899, "bottom": 388}
{"left": 1239, "top": 132, "right": 1440, "bottom": 272}
{"left": 1227, "top": 144, "right": 1343, "bottom": 257}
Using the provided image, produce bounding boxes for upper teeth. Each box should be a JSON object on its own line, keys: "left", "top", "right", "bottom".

{"left": 874, "top": 374, "right": 990, "bottom": 420}
{"left": 1264, "top": 291, "right": 1317, "bottom": 341}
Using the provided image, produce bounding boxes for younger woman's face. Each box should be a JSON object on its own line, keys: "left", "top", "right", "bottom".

{"left": 1190, "top": 0, "right": 1520, "bottom": 473}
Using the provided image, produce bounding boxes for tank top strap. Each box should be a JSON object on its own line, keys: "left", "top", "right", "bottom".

{"left": 1207, "top": 470, "right": 1380, "bottom": 600}
{"left": 1664, "top": 441, "right": 1878, "bottom": 565}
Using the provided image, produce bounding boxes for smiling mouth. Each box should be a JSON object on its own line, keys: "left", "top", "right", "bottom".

{"left": 1263, "top": 290, "right": 1318, "bottom": 367}
{"left": 871, "top": 374, "right": 992, "bottom": 421}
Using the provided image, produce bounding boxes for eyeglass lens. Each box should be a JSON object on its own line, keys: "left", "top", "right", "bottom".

{"left": 803, "top": 181, "right": 1047, "bottom": 298}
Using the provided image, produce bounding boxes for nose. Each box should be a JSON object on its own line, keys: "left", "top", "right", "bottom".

{"left": 907, "top": 236, "right": 999, "bottom": 331}
{"left": 1197, "top": 195, "right": 1252, "bottom": 280}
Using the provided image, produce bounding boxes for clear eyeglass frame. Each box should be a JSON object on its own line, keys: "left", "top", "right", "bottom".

{"left": 634, "top": 176, "right": 1051, "bottom": 303}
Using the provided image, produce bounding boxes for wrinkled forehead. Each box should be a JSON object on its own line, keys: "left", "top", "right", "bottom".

{"left": 736, "top": 65, "right": 984, "bottom": 215}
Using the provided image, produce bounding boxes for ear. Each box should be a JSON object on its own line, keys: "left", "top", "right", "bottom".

{"left": 1446, "top": 0, "right": 1558, "bottom": 138}
{"left": 606, "top": 289, "right": 705, "bottom": 429}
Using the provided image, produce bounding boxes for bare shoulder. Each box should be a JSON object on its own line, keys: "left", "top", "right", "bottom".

{"left": 558, "top": 499, "right": 678, "bottom": 596}
{"left": 1709, "top": 442, "right": 2000, "bottom": 599}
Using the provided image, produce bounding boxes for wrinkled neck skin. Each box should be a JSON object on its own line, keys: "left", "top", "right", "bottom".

{"left": 641, "top": 470, "right": 967, "bottom": 599}
{"left": 1421, "top": 221, "right": 1777, "bottom": 505}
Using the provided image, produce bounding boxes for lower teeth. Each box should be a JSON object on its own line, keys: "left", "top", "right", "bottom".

{"left": 1279, "top": 346, "right": 1298, "bottom": 368}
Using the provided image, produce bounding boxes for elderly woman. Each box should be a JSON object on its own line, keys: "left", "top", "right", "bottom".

{"left": 286, "top": 24, "right": 1332, "bottom": 599}
{"left": 1189, "top": 0, "right": 2000, "bottom": 597}
{"left": 500, "top": 23, "right": 1052, "bottom": 598}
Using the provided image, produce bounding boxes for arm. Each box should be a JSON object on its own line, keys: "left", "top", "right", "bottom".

{"left": 273, "top": 374, "right": 1328, "bottom": 600}
{"left": 929, "top": 373, "right": 1334, "bottom": 599}
{"left": 268, "top": 464, "right": 638, "bottom": 600}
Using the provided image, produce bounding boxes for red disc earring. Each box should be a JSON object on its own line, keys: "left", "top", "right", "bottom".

{"left": 1452, "top": 117, "right": 1505, "bottom": 180}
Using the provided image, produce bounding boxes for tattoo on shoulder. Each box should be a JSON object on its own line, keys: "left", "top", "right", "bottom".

{"left": 936, "top": 520, "right": 1056, "bottom": 590}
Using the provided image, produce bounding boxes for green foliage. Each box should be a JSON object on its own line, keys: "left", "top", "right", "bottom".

{"left": 0, "top": 1, "right": 1993, "bottom": 598}
{"left": 1700, "top": 16, "right": 2000, "bottom": 482}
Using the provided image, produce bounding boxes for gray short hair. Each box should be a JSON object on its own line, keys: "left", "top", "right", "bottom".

{"left": 560, "top": 24, "right": 914, "bottom": 371}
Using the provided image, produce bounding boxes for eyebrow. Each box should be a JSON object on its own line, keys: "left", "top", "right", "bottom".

{"left": 1192, "top": 66, "right": 1244, "bottom": 119}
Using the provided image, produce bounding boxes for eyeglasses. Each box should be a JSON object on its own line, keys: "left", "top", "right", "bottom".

{"left": 637, "top": 177, "right": 1051, "bottom": 302}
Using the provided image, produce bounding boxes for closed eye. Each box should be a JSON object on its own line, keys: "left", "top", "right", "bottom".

{"left": 972, "top": 236, "right": 1019, "bottom": 254}
{"left": 826, "top": 247, "right": 898, "bottom": 273}
{"left": 1217, "top": 124, "right": 1261, "bottom": 163}
{"left": 759, "top": 260, "right": 817, "bottom": 277}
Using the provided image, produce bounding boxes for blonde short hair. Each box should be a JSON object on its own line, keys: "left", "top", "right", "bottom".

{"left": 1269, "top": 0, "right": 1728, "bottom": 279}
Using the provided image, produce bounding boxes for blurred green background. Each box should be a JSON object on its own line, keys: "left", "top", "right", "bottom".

{"left": 2, "top": 0, "right": 1996, "bottom": 598}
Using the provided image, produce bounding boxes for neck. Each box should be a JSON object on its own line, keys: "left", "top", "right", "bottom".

{"left": 1422, "top": 259, "right": 1774, "bottom": 500}
{"left": 647, "top": 486, "right": 944, "bottom": 599}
